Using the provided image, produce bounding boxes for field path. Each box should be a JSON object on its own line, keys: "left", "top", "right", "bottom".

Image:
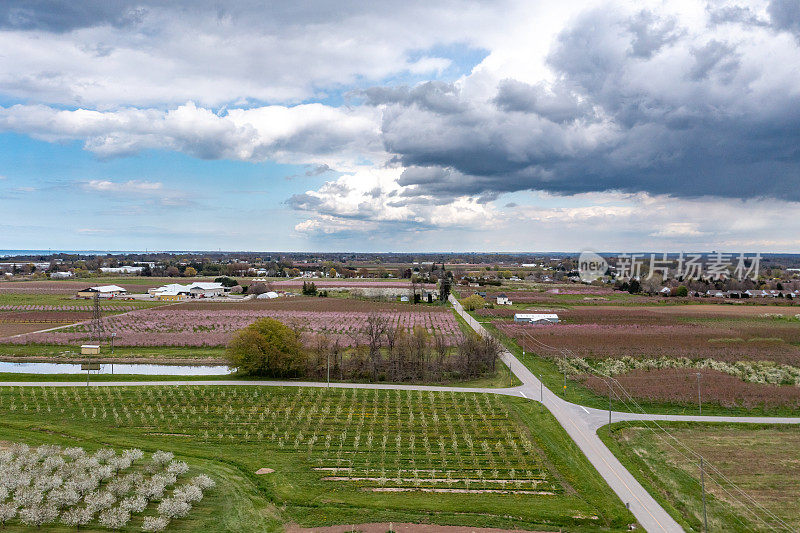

{"left": 2, "top": 297, "right": 800, "bottom": 532}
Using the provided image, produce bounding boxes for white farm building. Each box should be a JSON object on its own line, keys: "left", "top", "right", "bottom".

{"left": 77, "top": 285, "right": 128, "bottom": 299}
{"left": 148, "top": 282, "right": 227, "bottom": 300}
{"left": 513, "top": 313, "right": 559, "bottom": 324}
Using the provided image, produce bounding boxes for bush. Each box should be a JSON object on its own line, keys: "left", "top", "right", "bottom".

{"left": 675, "top": 285, "right": 688, "bottom": 297}
{"left": 226, "top": 318, "right": 306, "bottom": 377}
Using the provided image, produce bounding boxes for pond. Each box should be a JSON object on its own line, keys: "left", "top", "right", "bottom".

{"left": 0, "top": 361, "right": 232, "bottom": 375}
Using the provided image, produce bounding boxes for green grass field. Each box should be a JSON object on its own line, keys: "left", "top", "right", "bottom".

{"left": 600, "top": 422, "right": 800, "bottom": 532}
{"left": 0, "top": 385, "right": 634, "bottom": 532}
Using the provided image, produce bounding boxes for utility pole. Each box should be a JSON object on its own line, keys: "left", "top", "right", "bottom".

{"left": 540, "top": 379, "right": 543, "bottom": 402}
{"left": 700, "top": 458, "right": 708, "bottom": 532}
{"left": 696, "top": 372, "right": 702, "bottom": 414}
{"left": 608, "top": 380, "right": 613, "bottom": 426}
{"left": 327, "top": 350, "right": 330, "bottom": 388}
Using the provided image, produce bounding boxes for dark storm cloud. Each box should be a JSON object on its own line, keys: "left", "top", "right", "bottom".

{"left": 493, "top": 80, "right": 591, "bottom": 122}
{"left": 365, "top": 7, "right": 800, "bottom": 204}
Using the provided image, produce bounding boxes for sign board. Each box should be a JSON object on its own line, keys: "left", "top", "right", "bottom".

{"left": 80, "top": 363, "right": 102, "bottom": 371}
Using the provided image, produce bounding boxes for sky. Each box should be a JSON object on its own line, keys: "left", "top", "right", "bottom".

{"left": 1, "top": 0, "right": 799, "bottom": 252}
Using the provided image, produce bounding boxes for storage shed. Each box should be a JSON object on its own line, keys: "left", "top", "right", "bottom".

{"left": 513, "top": 313, "right": 559, "bottom": 324}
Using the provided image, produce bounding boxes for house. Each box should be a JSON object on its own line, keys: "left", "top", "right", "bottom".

{"left": 726, "top": 290, "right": 743, "bottom": 298}
{"left": 659, "top": 287, "right": 672, "bottom": 296}
{"left": 50, "top": 271, "right": 74, "bottom": 279}
{"left": 496, "top": 293, "right": 511, "bottom": 305}
{"left": 514, "top": 313, "right": 559, "bottom": 324}
{"left": 77, "top": 285, "right": 128, "bottom": 299}
{"left": 400, "top": 295, "right": 409, "bottom": 302}
{"left": 705, "top": 289, "right": 725, "bottom": 298}
{"left": 744, "top": 289, "right": 766, "bottom": 298}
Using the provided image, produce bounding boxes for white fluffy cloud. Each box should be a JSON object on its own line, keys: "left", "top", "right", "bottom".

{"left": 0, "top": 102, "right": 382, "bottom": 167}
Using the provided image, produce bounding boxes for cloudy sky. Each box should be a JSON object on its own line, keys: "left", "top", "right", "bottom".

{"left": 1, "top": 0, "right": 799, "bottom": 252}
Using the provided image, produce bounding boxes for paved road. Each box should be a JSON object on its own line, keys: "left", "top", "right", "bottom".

{"left": 2, "top": 296, "right": 799, "bottom": 532}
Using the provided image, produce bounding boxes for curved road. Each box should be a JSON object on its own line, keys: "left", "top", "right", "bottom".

{"left": 2, "top": 296, "right": 800, "bottom": 532}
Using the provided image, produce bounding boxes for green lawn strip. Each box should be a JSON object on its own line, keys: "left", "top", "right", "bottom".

{"left": 0, "top": 292, "right": 166, "bottom": 308}
{"left": 0, "top": 385, "right": 632, "bottom": 532}
{"left": 0, "top": 344, "right": 227, "bottom": 361}
{"left": 503, "top": 397, "right": 636, "bottom": 530}
{"left": 474, "top": 312, "right": 800, "bottom": 417}
{"left": 598, "top": 421, "right": 798, "bottom": 532}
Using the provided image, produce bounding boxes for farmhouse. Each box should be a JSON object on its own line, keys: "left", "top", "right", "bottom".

{"left": 77, "top": 285, "right": 128, "bottom": 299}
{"left": 496, "top": 293, "right": 512, "bottom": 305}
{"left": 50, "top": 271, "right": 74, "bottom": 279}
{"left": 514, "top": 313, "right": 559, "bottom": 324}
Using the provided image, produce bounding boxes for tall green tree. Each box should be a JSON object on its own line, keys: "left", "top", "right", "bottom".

{"left": 226, "top": 318, "right": 306, "bottom": 377}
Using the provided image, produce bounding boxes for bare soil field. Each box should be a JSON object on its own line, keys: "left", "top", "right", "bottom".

{"left": 0, "top": 322, "right": 66, "bottom": 337}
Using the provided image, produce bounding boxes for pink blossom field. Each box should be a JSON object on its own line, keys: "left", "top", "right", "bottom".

{"left": 4, "top": 308, "right": 461, "bottom": 347}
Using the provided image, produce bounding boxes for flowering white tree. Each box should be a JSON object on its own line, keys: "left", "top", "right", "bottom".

{"left": 150, "top": 451, "right": 174, "bottom": 470}
{"left": 174, "top": 484, "right": 203, "bottom": 503}
{"left": 157, "top": 496, "right": 191, "bottom": 518}
{"left": 99, "top": 506, "right": 131, "bottom": 529}
{"left": 190, "top": 474, "right": 215, "bottom": 490}
{"left": 120, "top": 495, "right": 148, "bottom": 513}
{"left": 0, "top": 502, "right": 18, "bottom": 526}
{"left": 60, "top": 506, "right": 93, "bottom": 528}
{"left": 166, "top": 460, "right": 189, "bottom": 476}
{"left": 18, "top": 503, "right": 58, "bottom": 527}
{"left": 84, "top": 489, "right": 116, "bottom": 513}
{"left": 141, "top": 514, "right": 170, "bottom": 532}
{"left": 0, "top": 441, "right": 212, "bottom": 529}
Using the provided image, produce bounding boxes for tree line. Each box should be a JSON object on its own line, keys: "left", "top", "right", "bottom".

{"left": 226, "top": 314, "right": 501, "bottom": 383}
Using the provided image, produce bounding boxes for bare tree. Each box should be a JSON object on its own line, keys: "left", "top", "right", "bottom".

{"left": 364, "top": 313, "right": 389, "bottom": 380}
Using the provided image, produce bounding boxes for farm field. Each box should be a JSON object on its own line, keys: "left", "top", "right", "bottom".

{"left": 601, "top": 422, "right": 800, "bottom": 532}
{"left": 4, "top": 305, "right": 460, "bottom": 348}
{"left": 476, "top": 301, "right": 800, "bottom": 415}
{"left": 0, "top": 385, "right": 635, "bottom": 531}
